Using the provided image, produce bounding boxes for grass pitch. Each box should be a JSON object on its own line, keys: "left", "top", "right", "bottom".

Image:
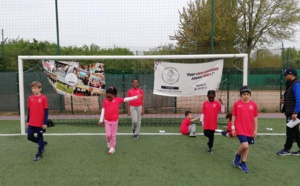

{"left": 0, "top": 118, "right": 299, "bottom": 186}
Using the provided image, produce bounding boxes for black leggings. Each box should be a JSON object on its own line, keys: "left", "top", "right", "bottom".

{"left": 284, "top": 116, "right": 300, "bottom": 150}
{"left": 204, "top": 130, "right": 215, "bottom": 149}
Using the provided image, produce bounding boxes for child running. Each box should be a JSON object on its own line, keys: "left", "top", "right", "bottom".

{"left": 200, "top": 90, "right": 225, "bottom": 153}
{"left": 232, "top": 86, "right": 258, "bottom": 173}
{"left": 98, "top": 86, "right": 142, "bottom": 154}
{"left": 180, "top": 111, "right": 199, "bottom": 137}
{"left": 221, "top": 113, "right": 234, "bottom": 137}
{"left": 26, "top": 81, "right": 48, "bottom": 161}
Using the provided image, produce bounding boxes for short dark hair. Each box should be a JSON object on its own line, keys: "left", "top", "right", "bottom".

{"left": 185, "top": 111, "right": 192, "bottom": 117}
{"left": 106, "top": 86, "right": 117, "bottom": 96}
{"left": 226, "top": 113, "right": 232, "bottom": 121}
{"left": 207, "top": 90, "right": 215, "bottom": 96}
{"left": 132, "top": 79, "right": 139, "bottom": 83}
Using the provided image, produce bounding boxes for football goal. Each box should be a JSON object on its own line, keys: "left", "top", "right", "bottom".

{"left": 18, "top": 54, "right": 248, "bottom": 134}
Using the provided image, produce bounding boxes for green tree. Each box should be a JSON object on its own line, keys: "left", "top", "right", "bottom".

{"left": 171, "top": 0, "right": 238, "bottom": 54}
{"left": 250, "top": 48, "right": 281, "bottom": 68}
{"left": 1, "top": 38, "right": 135, "bottom": 72}
{"left": 172, "top": 0, "right": 300, "bottom": 58}
{"left": 236, "top": 0, "right": 300, "bottom": 57}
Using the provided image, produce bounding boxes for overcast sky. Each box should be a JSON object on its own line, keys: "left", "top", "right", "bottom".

{"left": 1, "top": 0, "right": 300, "bottom": 52}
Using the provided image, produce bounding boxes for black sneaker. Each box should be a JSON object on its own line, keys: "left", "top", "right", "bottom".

{"left": 33, "top": 154, "right": 42, "bottom": 161}
{"left": 277, "top": 149, "right": 291, "bottom": 156}
{"left": 208, "top": 148, "right": 213, "bottom": 153}
{"left": 134, "top": 135, "right": 139, "bottom": 140}
{"left": 291, "top": 150, "right": 300, "bottom": 156}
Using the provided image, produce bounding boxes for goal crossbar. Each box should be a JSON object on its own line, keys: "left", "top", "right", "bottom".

{"left": 18, "top": 54, "right": 248, "bottom": 134}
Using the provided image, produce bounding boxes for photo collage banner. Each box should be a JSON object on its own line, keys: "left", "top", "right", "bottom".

{"left": 42, "top": 60, "right": 105, "bottom": 96}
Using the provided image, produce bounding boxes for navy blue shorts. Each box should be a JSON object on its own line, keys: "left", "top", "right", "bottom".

{"left": 237, "top": 135, "right": 254, "bottom": 144}
{"left": 27, "top": 125, "right": 44, "bottom": 135}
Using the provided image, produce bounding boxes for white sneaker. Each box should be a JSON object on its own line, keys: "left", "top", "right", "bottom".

{"left": 108, "top": 148, "right": 115, "bottom": 154}
{"left": 107, "top": 142, "right": 110, "bottom": 149}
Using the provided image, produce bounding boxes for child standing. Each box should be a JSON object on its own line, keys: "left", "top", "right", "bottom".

{"left": 232, "top": 86, "right": 258, "bottom": 173}
{"left": 98, "top": 86, "right": 142, "bottom": 154}
{"left": 26, "top": 81, "right": 48, "bottom": 161}
{"left": 200, "top": 90, "right": 225, "bottom": 153}
{"left": 127, "top": 79, "right": 144, "bottom": 140}
{"left": 221, "top": 113, "right": 234, "bottom": 137}
{"left": 180, "top": 111, "right": 199, "bottom": 137}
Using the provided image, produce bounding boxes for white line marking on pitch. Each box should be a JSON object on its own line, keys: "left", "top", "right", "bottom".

{"left": 0, "top": 133, "right": 285, "bottom": 137}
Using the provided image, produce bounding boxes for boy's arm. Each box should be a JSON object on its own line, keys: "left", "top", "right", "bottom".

{"left": 221, "top": 104, "right": 225, "bottom": 113}
{"left": 26, "top": 108, "right": 30, "bottom": 128}
{"left": 199, "top": 114, "right": 204, "bottom": 125}
{"left": 27, "top": 108, "right": 30, "bottom": 123}
{"left": 231, "top": 115, "right": 236, "bottom": 136}
{"left": 253, "top": 117, "right": 258, "bottom": 138}
{"left": 190, "top": 117, "right": 200, "bottom": 122}
{"left": 218, "top": 98, "right": 225, "bottom": 113}
{"left": 42, "top": 108, "right": 48, "bottom": 129}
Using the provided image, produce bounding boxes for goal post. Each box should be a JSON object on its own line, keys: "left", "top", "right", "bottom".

{"left": 18, "top": 54, "right": 248, "bottom": 134}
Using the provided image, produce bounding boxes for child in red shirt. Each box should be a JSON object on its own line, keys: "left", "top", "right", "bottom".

{"left": 180, "top": 111, "right": 199, "bottom": 137}
{"left": 127, "top": 79, "right": 144, "bottom": 139}
{"left": 200, "top": 90, "right": 225, "bottom": 153}
{"left": 98, "top": 86, "right": 141, "bottom": 154}
{"left": 221, "top": 113, "right": 234, "bottom": 137}
{"left": 232, "top": 86, "right": 258, "bottom": 173}
{"left": 26, "top": 81, "right": 49, "bottom": 161}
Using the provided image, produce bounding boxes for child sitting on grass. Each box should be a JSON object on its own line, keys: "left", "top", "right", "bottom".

{"left": 180, "top": 111, "right": 199, "bottom": 137}
{"left": 221, "top": 113, "right": 234, "bottom": 137}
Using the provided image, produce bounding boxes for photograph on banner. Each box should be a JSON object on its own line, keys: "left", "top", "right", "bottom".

{"left": 73, "top": 84, "right": 93, "bottom": 96}
{"left": 53, "top": 61, "right": 79, "bottom": 77}
{"left": 42, "top": 60, "right": 105, "bottom": 96}
{"left": 89, "top": 74, "right": 105, "bottom": 89}
{"left": 42, "top": 60, "right": 55, "bottom": 73}
{"left": 153, "top": 60, "right": 224, "bottom": 97}
{"left": 56, "top": 76, "right": 74, "bottom": 95}
{"left": 73, "top": 67, "right": 91, "bottom": 86}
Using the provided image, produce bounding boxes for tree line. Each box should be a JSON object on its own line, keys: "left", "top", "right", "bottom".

{"left": 1, "top": 0, "right": 300, "bottom": 72}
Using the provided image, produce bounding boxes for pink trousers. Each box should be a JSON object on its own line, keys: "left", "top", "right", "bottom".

{"left": 104, "top": 120, "right": 118, "bottom": 148}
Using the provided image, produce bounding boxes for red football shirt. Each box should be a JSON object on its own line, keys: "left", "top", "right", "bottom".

{"left": 28, "top": 94, "right": 48, "bottom": 127}
{"left": 180, "top": 118, "right": 191, "bottom": 135}
{"left": 102, "top": 97, "right": 124, "bottom": 122}
{"left": 201, "top": 100, "right": 221, "bottom": 130}
{"left": 127, "top": 88, "right": 144, "bottom": 106}
{"left": 226, "top": 121, "right": 233, "bottom": 137}
{"left": 232, "top": 100, "right": 258, "bottom": 136}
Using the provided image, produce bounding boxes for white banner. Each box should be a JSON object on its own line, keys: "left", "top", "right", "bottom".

{"left": 153, "top": 60, "right": 224, "bottom": 97}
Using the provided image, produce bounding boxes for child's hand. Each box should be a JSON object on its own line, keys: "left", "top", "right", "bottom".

{"left": 232, "top": 130, "right": 236, "bottom": 137}
{"left": 26, "top": 123, "right": 29, "bottom": 128}
{"left": 98, "top": 122, "right": 103, "bottom": 126}
{"left": 218, "top": 98, "right": 223, "bottom": 104}
{"left": 42, "top": 125, "right": 47, "bottom": 130}
{"left": 137, "top": 94, "right": 142, "bottom": 99}
{"left": 199, "top": 121, "right": 203, "bottom": 126}
{"left": 253, "top": 130, "right": 257, "bottom": 138}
